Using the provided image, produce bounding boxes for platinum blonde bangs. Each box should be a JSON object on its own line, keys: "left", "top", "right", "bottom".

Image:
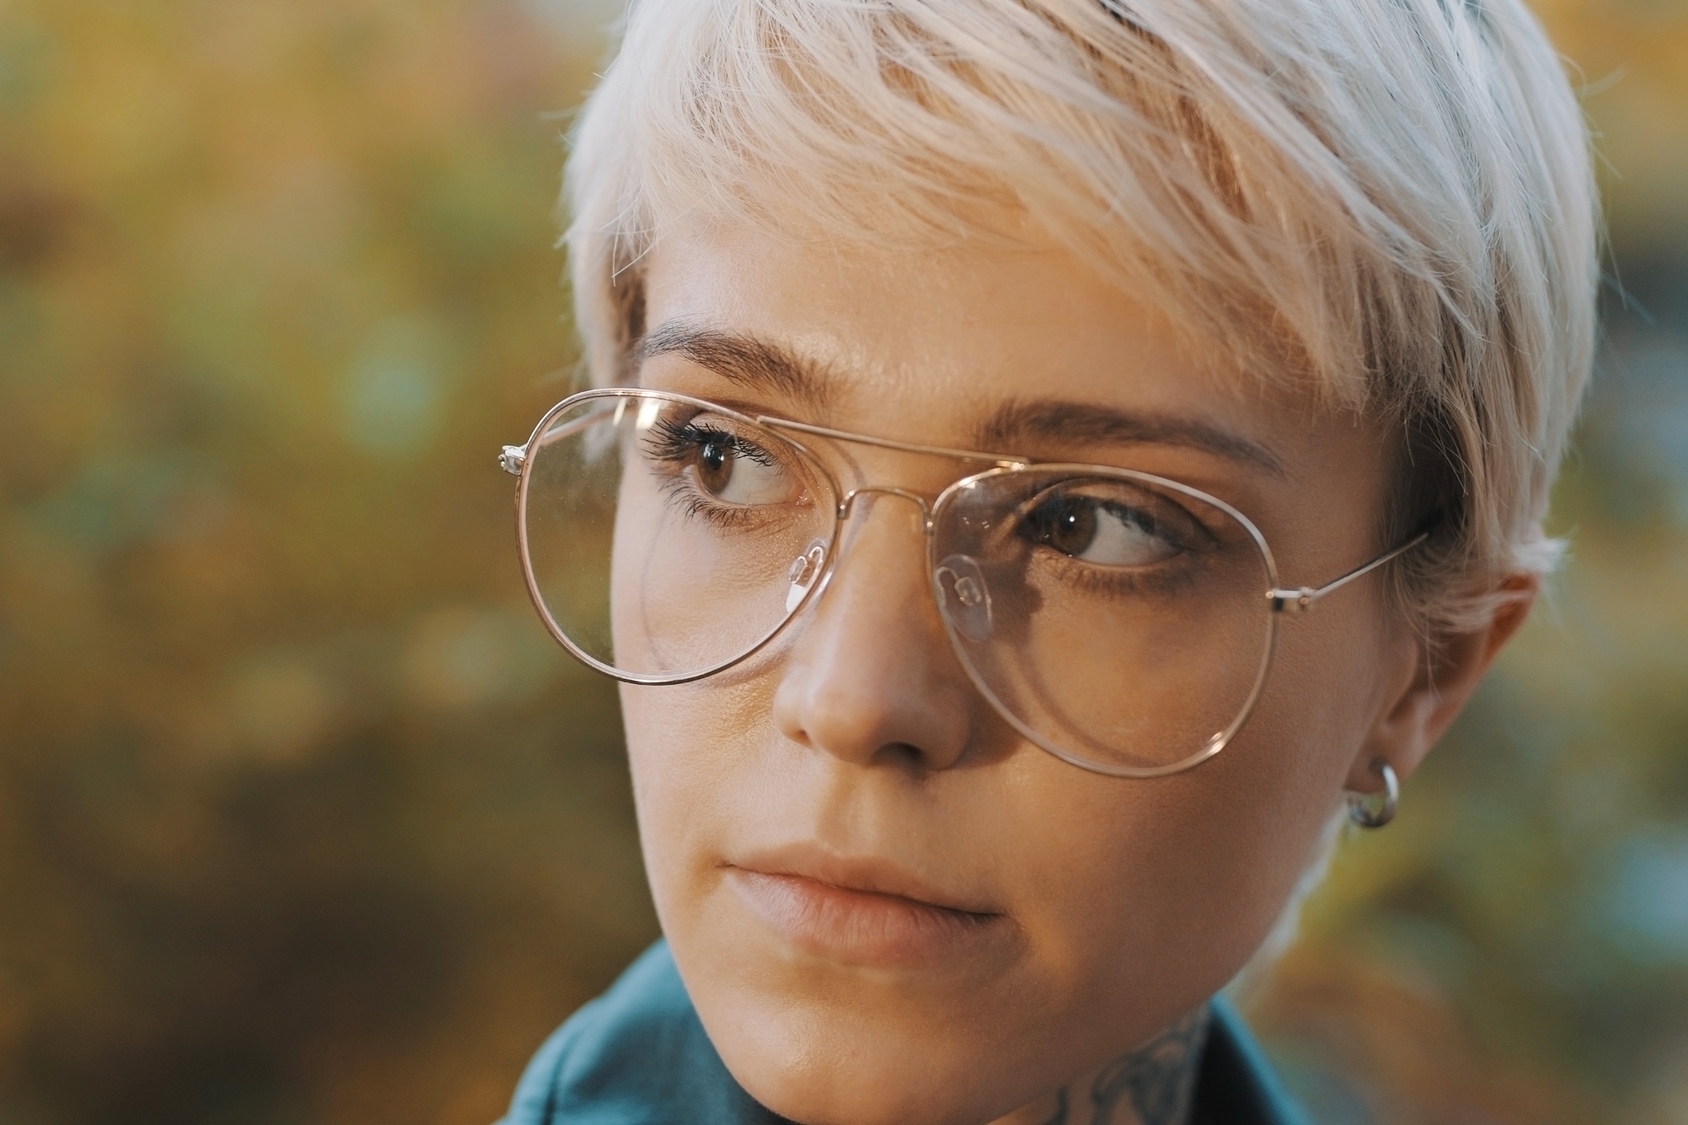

{"left": 563, "top": 0, "right": 1598, "bottom": 634}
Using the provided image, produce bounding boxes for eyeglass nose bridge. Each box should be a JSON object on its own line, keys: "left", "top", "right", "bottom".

{"left": 838, "top": 485, "right": 936, "bottom": 527}
{"left": 778, "top": 485, "right": 937, "bottom": 623}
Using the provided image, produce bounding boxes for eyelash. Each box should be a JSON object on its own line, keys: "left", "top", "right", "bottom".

{"left": 1011, "top": 498, "right": 1217, "bottom": 598}
{"left": 643, "top": 416, "right": 796, "bottom": 529}
{"left": 646, "top": 416, "right": 774, "bottom": 467}
{"left": 1032, "top": 550, "right": 1207, "bottom": 600}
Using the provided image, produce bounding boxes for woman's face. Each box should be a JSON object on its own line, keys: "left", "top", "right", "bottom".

{"left": 618, "top": 218, "right": 1417, "bottom": 1125}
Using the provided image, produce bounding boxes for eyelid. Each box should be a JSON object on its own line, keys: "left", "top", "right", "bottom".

{"left": 646, "top": 415, "right": 815, "bottom": 517}
{"left": 1098, "top": 496, "right": 1204, "bottom": 551}
{"left": 1037, "top": 479, "right": 1206, "bottom": 538}
{"left": 651, "top": 413, "right": 780, "bottom": 467}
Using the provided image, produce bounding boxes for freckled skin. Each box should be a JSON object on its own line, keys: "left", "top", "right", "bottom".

{"left": 615, "top": 218, "right": 1524, "bottom": 1125}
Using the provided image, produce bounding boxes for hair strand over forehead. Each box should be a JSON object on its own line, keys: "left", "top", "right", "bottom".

{"left": 563, "top": 0, "right": 1599, "bottom": 635}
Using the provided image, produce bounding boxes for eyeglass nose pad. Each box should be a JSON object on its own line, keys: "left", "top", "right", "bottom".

{"left": 935, "top": 554, "right": 993, "bottom": 644}
{"left": 785, "top": 540, "right": 829, "bottom": 613}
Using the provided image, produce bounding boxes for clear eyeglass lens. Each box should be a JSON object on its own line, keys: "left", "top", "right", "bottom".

{"left": 931, "top": 469, "right": 1273, "bottom": 774}
{"left": 521, "top": 393, "right": 835, "bottom": 680}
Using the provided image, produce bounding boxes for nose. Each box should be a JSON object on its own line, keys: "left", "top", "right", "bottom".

{"left": 771, "top": 493, "right": 976, "bottom": 774}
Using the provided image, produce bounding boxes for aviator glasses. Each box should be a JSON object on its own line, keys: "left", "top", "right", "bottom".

{"left": 500, "top": 389, "right": 1426, "bottom": 778}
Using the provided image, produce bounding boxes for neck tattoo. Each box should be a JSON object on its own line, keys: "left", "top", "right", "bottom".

{"left": 1041, "top": 1009, "right": 1210, "bottom": 1125}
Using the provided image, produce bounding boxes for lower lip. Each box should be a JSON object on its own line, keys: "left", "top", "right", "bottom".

{"left": 725, "top": 868, "right": 1005, "bottom": 966}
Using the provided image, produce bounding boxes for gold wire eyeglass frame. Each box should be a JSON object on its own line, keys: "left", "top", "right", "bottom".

{"left": 500, "top": 388, "right": 1429, "bottom": 779}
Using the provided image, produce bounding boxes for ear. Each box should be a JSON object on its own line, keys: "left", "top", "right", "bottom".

{"left": 1345, "top": 573, "right": 1539, "bottom": 793}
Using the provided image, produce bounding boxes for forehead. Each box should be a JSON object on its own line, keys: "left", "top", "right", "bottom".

{"left": 635, "top": 217, "right": 1379, "bottom": 495}
{"left": 641, "top": 219, "right": 1199, "bottom": 404}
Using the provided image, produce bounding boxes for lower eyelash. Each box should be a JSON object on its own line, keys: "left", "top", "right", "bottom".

{"left": 1028, "top": 546, "right": 1203, "bottom": 600}
{"left": 655, "top": 470, "right": 761, "bottom": 530}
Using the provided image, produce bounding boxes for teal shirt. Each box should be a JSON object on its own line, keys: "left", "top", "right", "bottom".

{"left": 504, "top": 941, "right": 1311, "bottom": 1125}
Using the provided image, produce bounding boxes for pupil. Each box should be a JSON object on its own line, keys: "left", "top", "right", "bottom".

{"left": 1038, "top": 497, "right": 1096, "bottom": 556}
{"left": 698, "top": 438, "right": 732, "bottom": 494}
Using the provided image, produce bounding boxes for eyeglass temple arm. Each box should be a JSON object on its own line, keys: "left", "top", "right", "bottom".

{"left": 1268, "top": 529, "right": 1432, "bottom": 615}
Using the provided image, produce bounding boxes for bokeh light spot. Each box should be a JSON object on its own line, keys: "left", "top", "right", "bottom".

{"left": 342, "top": 313, "right": 453, "bottom": 459}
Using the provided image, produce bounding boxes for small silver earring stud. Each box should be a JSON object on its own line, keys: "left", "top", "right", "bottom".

{"left": 1348, "top": 759, "right": 1399, "bottom": 829}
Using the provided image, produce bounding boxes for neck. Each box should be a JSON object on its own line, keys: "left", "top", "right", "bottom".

{"left": 998, "top": 1008, "right": 1211, "bottom": 1125}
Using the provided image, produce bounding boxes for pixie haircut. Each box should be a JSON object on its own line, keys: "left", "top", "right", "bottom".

{"left": 563, "top": 0, "right": 1598, "bottom": 634}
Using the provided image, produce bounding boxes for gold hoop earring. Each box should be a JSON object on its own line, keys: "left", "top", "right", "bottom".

{"left": 1348, "top": 760, "right": 1399, "bottom": 829}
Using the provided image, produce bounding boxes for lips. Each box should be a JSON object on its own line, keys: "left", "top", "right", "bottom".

{"left": 723, "top": 845, "right": 1007, "bottom": 967}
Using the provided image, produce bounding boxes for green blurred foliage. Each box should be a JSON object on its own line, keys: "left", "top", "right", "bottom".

{"left": 0, "top": 3, "right": 655, "bottom": 1123}
{"left": 0, "top": 1, "right": 1682, "bottom": 1123}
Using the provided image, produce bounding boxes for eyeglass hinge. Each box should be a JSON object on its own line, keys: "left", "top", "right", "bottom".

{"left": 1267, "top": 587, "right": 1318, "bottom": 614}
{"left": 499, "top": 445, "right": 527, "bottom": 476}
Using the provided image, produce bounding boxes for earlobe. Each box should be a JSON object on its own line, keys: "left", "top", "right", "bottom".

{"left": 1346, "top": 574, "right": 1539, "bottom": 794}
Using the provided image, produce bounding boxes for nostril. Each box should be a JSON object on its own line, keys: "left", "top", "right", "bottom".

{"left": 935, "top": 554, "right": 993, "bottom": 643}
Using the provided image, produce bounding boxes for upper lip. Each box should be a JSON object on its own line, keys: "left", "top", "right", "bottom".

{"left": 726, "top": 842, "right": 1002, "bottom": 917}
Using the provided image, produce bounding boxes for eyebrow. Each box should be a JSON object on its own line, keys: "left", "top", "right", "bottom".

{"left": 636, "top": 322, "right": 830, "bottom": 411}
{"left": 636, "top": 322, "right": 1284, "bottom": 476}
{"left": 976, "top": 399, "right": 1287, "bottom": 476}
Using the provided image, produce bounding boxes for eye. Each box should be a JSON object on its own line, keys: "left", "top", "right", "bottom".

{"left": 1020, "top": 492, "right": 1182, "bottom": 567}
{"left": 690, "top": 431, "right": 798, "bottom": 507}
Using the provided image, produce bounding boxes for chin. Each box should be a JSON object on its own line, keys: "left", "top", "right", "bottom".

{"left": 708, "top": 1004, "right": 1015, "bottom": 1125}
{"left": 678, "top": 936, "right": 1078, "bottom": 1125}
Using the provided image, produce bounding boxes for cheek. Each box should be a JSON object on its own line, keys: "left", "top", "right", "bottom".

{"left": 999, "top": 767, "right": 1278, "bottom": 1013}
{"left": 619, "top": 677, "right": 776, "bottom": 930}
{"left": 1150, "top": 597, "right": 1396, "bottom": 941}
{"left": 1030, "top": 605, "right": 1398, "bottom": 996}
{"left": 1254, "top": 592, "right": 1397, "bottom": 793}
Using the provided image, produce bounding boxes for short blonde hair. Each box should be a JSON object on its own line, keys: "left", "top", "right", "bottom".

{"left": 562, "top": 0, "right": 1598, "bottom": 633}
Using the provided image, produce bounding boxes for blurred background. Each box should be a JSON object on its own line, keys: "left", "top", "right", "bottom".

{"left": 0, "top": 0, "right": 1680, "bottom": 1122}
